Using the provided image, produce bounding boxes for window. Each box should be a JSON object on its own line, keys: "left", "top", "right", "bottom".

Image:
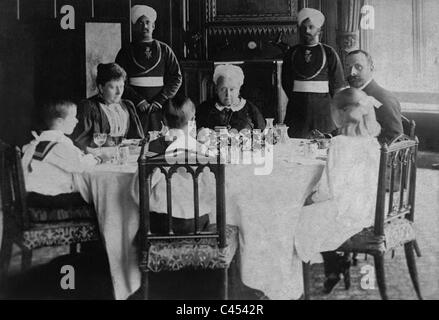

{"left": 366, "top": 0, "right": 439, "bottom": 111}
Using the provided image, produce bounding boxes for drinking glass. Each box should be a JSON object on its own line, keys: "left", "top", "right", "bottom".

{"left": 265, "top": 118, "right": 274, "bottom": 129}
{"left": 118, "top": 146, "right": 130, "bottom": 165}
{"left": 93, "top": 133, "right": 107, "bottom": 151}
{"left": 252, "top": 129, "right": 262, "bottom": 150}
{"left": 108, "top": 135, "right": 123, "bottom": 164}
{"left": 276, "top": 124, "right": 289, "bottom": 144}
{"left": 304, "top": 141, "right": 318, "bottom": 158}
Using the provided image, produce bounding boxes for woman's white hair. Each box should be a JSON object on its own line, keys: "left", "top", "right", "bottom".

{"left": 213, "top": 64, "right": 245, "bottom": 86}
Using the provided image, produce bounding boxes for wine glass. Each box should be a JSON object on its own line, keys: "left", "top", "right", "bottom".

{"left": 265, "top": 118, "right": 274, "bottom": 129}
{"left": 93, "top": 133, "right": 107, "bottom": 152}
{"left": 276, "top": 124, "right": 289, "bottom": 144}
{"left": 110, "top": 135, "right": 123, "bottom": 164}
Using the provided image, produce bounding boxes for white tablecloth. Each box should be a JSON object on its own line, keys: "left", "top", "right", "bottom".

{"left": 75, "top": 140, "right": 325, "bottom": 300}
{"left": 75, "top": 164, "right": 140, "bottom": 300}
{"left": 224, "top": 144, "right": 324, "bottom": 299}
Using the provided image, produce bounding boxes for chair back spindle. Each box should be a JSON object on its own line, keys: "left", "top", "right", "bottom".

{"left": 138, "top": 149, "right": 227, "bottom": 248}
{"left": 374, "top": 135, "right": 418, "bottom": 237}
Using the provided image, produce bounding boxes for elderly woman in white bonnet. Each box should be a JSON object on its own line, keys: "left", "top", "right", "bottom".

{"left": 196, "top": 64, "right": 265, "bottom": 131}
{"left": 295, "top": 87, "right": 381, "bottom": 294}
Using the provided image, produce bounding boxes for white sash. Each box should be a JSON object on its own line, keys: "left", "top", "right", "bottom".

{"left": 129, "top": 76, "right": 164, "bottom": 87}
{"left": 293, "top": 80, "right": 329, "bottom": 93}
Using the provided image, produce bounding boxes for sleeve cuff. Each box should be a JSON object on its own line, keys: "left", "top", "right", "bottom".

{"left": 152, "top": 101, "right": 163, "bottom": 109}
{"left": 136, "top": 100, "right": 147, "bottom": 108}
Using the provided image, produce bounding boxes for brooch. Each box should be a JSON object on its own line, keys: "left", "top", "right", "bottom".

{"left": 145, "top": 47, "right": 152, "bottom": 59}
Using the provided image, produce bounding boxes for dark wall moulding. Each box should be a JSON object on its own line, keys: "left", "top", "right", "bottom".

{"left": 206, "top": 0, "right": 298, "bottom": 23}
{"left": 207, "top": 24, "right": 297, "bottom": 36}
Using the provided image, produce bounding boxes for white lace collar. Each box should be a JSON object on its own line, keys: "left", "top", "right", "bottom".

{"left": 215, "top": 98, "right": 246, "bottom": 112}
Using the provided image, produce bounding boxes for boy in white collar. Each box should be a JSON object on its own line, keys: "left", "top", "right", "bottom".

{"left": 22, "top": 100, "right": 108, "bottom": 209}
{"left": 142, "top": 95, "right": 214, "bottom": 234}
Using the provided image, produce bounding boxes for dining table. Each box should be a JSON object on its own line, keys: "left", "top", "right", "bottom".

{"left": 74, "top": 139, "right": 327, "bottom": 300}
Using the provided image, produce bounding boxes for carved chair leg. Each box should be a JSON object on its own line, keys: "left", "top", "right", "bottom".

{"left": 373, "top": 254, "right": 388, "bottom": 300}
{"left": 404, "top": 242, "right": 423, "bottom": 300}
{"left": 302, "top": 262, "right": 311, "bottom": 300}
{"left": 228, "top": 253, "right": 241, "bottom": 300}
{"left": 21, "top": 249, "right": 32, "bottom": 272}
{"left": 0, "top": 237, "right": 13, "bottom": 289}
{"left": 413, "top": 240, "right": 422, "bottom": 258}
{"left": 222, "top": 268, "right": 229, "bottom": 300}
{"left": 142, "top": 272, "right": 149, "bottom": 300}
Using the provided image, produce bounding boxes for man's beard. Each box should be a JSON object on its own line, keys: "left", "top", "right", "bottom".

{"left": 302, "top": 34, "right": 318, "bottom": 45}
{"left": 347, "top": 76, "right": 365, "bottom": 88}
{"left": 135, "top": 31, "right": 152, "bottom": 41}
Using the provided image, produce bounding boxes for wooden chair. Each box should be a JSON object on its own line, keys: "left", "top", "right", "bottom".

{"left": 401, "top": 115, "right": 416, "bottom": 139}
{"left": 137, "top": 148, "right": 239, "bottom": 299}
{"left": 350, "top": 116, "right": 417, "bottom": 269}
{"left": 303, "top": 134, "right": 422, "bottom": 300}
{"left": 392, "top": 115, "right": 421, "bottom": 257}
{"left": 0, "top": 140, "right": 99, "bottom": 288}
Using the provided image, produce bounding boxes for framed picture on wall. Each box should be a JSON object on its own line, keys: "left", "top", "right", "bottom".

{"left": 206, "top": 0, "right": 297, "bottom": 23}
{"left": 85, "top": 21, "right": 122, "bottom": 98}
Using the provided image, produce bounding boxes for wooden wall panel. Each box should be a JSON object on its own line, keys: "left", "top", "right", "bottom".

{"left": 93, "top": 0, "right": 130, "bottom": 45}
{"left": 19, "top": 0, "right": 53, "bottom": 21}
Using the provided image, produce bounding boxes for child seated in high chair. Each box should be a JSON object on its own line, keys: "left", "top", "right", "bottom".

{"left": 22, "top": 100, "right": 110, "bottom": 210}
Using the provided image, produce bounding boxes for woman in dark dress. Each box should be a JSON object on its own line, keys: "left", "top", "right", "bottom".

{"left": 72, "top": 63, "right": 144, "bottom": 150}
{"left": 196, "top": 64, "right": 266, "bottom": 132}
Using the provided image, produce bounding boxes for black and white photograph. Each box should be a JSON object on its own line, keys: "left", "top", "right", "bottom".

{"left": 0, "top": 0, "right": 438, "bottom": 304}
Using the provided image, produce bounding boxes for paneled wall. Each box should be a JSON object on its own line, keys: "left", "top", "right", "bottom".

{"left": 4, "top": 1, "right": 435, "bottom": 151}
{"left": 0, "top": 0, "right": 175, "bottom": 146}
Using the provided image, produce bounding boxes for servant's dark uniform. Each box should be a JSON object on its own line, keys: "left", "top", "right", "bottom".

{"left": 282, "top": 43, "right": 346, "bottom": 137}
{"left": 115, "top": 40, "right": 182, "bottom": 133}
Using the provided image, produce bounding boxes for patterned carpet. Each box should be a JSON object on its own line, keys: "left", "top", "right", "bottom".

{"left": 1, "top": 169, "right": 438, "bottom": 300}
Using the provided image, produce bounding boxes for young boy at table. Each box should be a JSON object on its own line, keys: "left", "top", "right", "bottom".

{"left": 144, "top": 95, "right": 214, "bottom": 234}
{"left": 22, "top": 100, "right": 109, "bottom": 210}
{"left": 147, "top": 95, "right": 196, "bottom": 153}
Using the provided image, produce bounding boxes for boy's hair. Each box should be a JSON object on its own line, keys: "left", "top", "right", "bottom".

{"left": 42, "top": 100, "right": 76, "bottom": 129}
{"left": 331, "top": 88, "right": 381, "bottom": 137}
{"left": 332, "top": 87, "right": 367, "bottom": 112}
{"left": 163, "top": 95, "right": 195, "bottom": 129}
{"left": 96, "top": 63, "right": 127, "bottom": 86}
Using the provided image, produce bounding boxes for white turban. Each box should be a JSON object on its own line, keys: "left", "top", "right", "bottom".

{"left": 298, "top": 8, "right": 325, "bottom": 28}
{"left": 213, "top": 64, "right": 245, "bottom": 87}
{"left": 131, "top": 5, "right": 157, "bottom": 24}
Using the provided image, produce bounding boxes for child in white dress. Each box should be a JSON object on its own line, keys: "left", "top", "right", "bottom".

{"left": 295, "top": 87, "right": 382, "bottom": 293}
